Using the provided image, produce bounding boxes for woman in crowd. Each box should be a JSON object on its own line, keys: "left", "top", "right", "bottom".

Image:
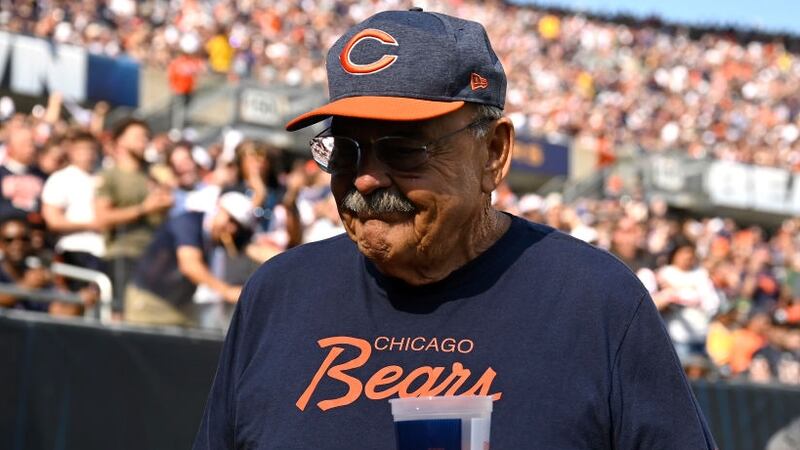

{"left": 654, "top": 241, "right": 722, "bottom": 362}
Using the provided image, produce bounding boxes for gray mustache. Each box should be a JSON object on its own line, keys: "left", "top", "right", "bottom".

{"left": 342, "top": 189, "right": 416, "bottom": 215}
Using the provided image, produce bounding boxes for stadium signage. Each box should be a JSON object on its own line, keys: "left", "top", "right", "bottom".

{"left": 705, "top": 161, "right": 800, "bottom": 215}
{"left": 648, "top": 155, "right": 800, "bottom": 216}
{"left": 237, "top": 84, "right": 325, "bottom": 129}
{"left": 239, "top": 87, "right": 286, "bottom": 126}
{"left": 511, "top": 135, "right": 570, "bottom": 176}
{"left": 0, "top": 32, "right": 139, "bottom": 107}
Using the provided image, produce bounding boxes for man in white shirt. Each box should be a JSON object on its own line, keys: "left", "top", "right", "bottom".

{"left": 41, "top": 130, "right": 106, "bottom": 275}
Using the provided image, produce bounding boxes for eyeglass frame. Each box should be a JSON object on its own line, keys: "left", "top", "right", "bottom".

{"left": 309, "top": 116, "right": 495, "bottom": 175}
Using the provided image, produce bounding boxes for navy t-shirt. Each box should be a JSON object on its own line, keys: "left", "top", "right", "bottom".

{"left": 132, "top": 212, "right": 210, "bottom": 306}
{"left": 194, "top": 215, "right": 716, "bottom": 449}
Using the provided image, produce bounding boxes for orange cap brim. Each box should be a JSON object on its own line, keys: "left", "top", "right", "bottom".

{"left": 285, "top": 96, "right": 465, "bottom": 131}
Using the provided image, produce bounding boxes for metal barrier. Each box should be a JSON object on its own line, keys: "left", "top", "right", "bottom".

{"left": 0, "top": 283, "right": 83, "bottom": 304}
{"left": 0, "top": 263, "right": 113, "bottom": 323}
{"left": 50, "top": 262, "right": 113, "bottom": 323}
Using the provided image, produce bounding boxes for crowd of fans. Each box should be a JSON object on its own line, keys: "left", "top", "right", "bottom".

{"left": 0, "top": 97, "right": 797, "bottom": 384}
{"left": 3, "top": 0, "right": 800, "bottom": 169}
{"left": 0, "top": 95, "right": 343, "bottom": 326}
{"left": 495, "top": 187, "right": 800, "bottom": 385}
{"left": 0, "top": 1, "right": 798, "bottom": 385}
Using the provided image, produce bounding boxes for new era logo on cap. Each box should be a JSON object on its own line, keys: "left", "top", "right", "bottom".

{"left": 470, "top": 73, "right": 489, "bottom": 90}
{"left": 285, "top": 8, "right": 507, "bottom": 131}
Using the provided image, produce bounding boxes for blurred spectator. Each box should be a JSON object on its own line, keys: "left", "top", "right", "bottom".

{"left": 167, "top": 33, "right": 205, "bottom": 129}
{"left": 95, "top": 118, "right": 172, "bottom": 314}
{"left": 729, "top": 311, "right": 770, "bottom": 376}
{"left": 654, "top": 241, "right": 721, "bottom": 362}
{"left": 162, "top": 141, "right": 203, "bottom": 217}
{"left": 3, "top": 0, "right": 800, "bottom": 169}
{"left": 36, "top": 137, "right": 67, "bottom": 177}
{"left": 125, "top": 192, "right": 255, "bottom": 326}
{"left": 206, "top": 25, "right": 234, "bottom": 75}
{"left": 41, "top": 130, "right": 106, "bottom": 275}
{"left": 0, "top": 217, "right": 51, "bottom": 311}
{"left": 0, "top": 2, "right": 796, "bottom": 386}
{"left": 0, "top": 119, "right": 46, "bottom": 222}
{"left": 302, "top": 192, "right": 344, "bottom": 243}
{"left": 706, "top": 305, "right": 738, "bottom": 376}
{"left": 741, "top": 246, "right": 782, "bottom": 313}
{"left": 749, "top": 321, "right": 800, "bottom": 384}
{"left": 225, "top": 140, "right": 302, "bottom": 253}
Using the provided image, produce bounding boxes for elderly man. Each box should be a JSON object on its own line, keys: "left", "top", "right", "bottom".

{"left": 195, "top": 9, "right": 715, "bottom": 449}
{"left": 0, "top": 119, "right": 46, "bottom": 222}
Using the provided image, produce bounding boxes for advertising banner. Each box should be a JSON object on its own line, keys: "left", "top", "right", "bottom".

{"left": 646, "top": 154, "right": 800, "bottom": 217}
{"left": 0, "top": 32, "right": 139, "bottom": 107}
{"left": 511, "top": 135, "right": 570, "bottom": 176}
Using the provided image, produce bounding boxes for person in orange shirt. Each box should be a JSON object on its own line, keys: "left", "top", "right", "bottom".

{"left": 167, "top": 34, "right": 205, "bottom": 129}
{"left": 729, "top": 311, "right": 770, "bottom": 375}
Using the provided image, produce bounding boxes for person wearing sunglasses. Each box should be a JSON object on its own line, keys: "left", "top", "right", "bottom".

{"left": 195, "top": 9, "right": 715, "bottom": 450}
{"left": 0, "top": 217, "right": 51, "bottom": 311}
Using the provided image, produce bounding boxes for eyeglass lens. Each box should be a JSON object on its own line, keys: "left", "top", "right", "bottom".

{"left": 311, "top": 136, "right": 430, "bottom": 175}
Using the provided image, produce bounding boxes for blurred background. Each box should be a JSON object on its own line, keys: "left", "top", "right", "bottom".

{"left": 0, "top": 0, "right": 799, "bottom": 449}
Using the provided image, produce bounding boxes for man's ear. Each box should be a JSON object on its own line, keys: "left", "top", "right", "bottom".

{"left": 480, "top": 116, "right": 514, "bottom": 194}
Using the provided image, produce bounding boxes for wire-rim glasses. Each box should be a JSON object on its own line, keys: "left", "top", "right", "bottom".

{"left": 309, "top": 117, "right": 493, "bottom": 175}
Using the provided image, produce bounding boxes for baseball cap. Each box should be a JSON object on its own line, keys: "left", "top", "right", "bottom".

{"left": 218, "top": 192, "right": 257, "bottom": 230}
{"left": 285, "top": 8, "right": 506, "bottom": 131}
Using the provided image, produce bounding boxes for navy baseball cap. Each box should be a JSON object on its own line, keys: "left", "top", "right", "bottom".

{"left": 285, "top": 8, "right": 506, "bottom": 131}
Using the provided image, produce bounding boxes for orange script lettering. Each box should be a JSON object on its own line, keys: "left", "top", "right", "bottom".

{"left": 295, "top": 336, "right": 502, "bottom": 412}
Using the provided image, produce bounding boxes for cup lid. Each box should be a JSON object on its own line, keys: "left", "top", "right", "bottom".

{"left": 389, "top": 395, "right": 493, "bottom": 416}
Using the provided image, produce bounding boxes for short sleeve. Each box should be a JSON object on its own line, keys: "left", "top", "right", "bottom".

{"left": 171, "top": 213, "right": 204, "bottom": 249}
{"left": 41, "top": 172, "right": 68, "bottom": 208}
{"left": 610, "top": 293, "right": 717, "bottom": 449}
{"left": 95, "top": 170, "right": 114, "bottom": 200}
{"left": 193, "top": 281, "right": 252, "bottom": 449}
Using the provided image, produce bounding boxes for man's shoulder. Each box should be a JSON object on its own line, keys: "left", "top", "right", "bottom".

{"left": 511, "top": 216, "right": 648, "bottom": 298}
{"left": 98, "top": 166, "right": 146, "bottom": 181}
{"left": 167, "top": 212, "right": 204, "bottom": 238}
{"left": 236, "top": 234, "right": 356, "bottom": 314}
{"left": 46, "top": 165, "right": 83, "bottom": 184}
{"left": 170, "top": 211, "right": 204, "bottom": 227}
{"left": 249, "top": 234, "right": 356, "bottom": 281}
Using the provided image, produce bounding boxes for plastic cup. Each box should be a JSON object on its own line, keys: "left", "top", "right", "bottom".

{"left": 389, "top": 396, "right": 493, "bottom": 450}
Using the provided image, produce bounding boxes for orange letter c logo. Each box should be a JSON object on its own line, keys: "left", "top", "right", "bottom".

{"left": 339, "top": 29, "right": 398, "bottom": 75}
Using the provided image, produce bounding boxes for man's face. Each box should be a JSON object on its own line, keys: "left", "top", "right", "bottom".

{"left": 69, "top": 140, "right": 97, "bottom": 170}
{"left": 330, "top": 106, "right": 490, "bottom": 280}
{"left": 0, "top": 220, "right": 31, "bottom": 264}
{"left": 116, "top": 124, "right": 149, "bottom": 159}
{"left": 170, "top": 146, "right": 199, "bottom": 189}
{"left": 7, "top": 126, "right": 35, "bottom": 166}
{"left": 210, "top": 209, "right": 236, "bottom": 243}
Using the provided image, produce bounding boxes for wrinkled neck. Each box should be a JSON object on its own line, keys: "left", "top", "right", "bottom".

{"left": 379, "top": 203, "right": 511, "bottom": 286}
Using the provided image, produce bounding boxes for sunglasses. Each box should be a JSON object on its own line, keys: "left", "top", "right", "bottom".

{"left": 2, "top": 235, "right": 29, "bottom": 244}
{"left": 309, "top": 118, "right": 492, "bottom": 175}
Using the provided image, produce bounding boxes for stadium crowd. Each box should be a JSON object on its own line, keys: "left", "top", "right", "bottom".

{"left": 0, "top": 98, "right": 797, "bottom": 384}
{"left": 0, "top": 1, "right": 798, "bottom": 385}
{"left": 3, "top": 0, "right": 800, "bottom": 169}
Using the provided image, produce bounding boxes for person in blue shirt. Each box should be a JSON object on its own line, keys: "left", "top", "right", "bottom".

{"left": 194, "top": 9, "right": 717, "bottom": 449}
{"left": 125, "top": 192, "right": 256, "bottom": 326}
